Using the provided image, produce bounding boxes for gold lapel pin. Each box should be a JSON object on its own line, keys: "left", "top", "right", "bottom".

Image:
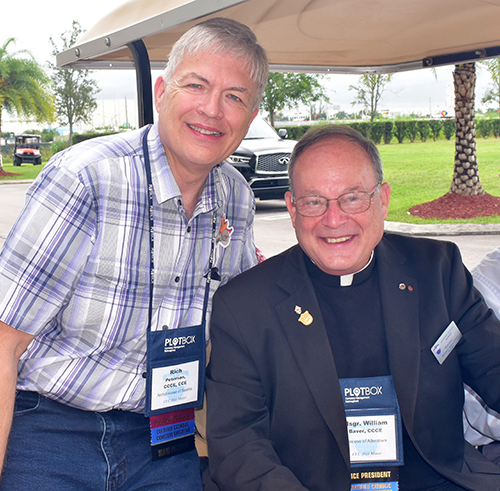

{"left": 294, "top": 305, "right": 313, "bottom": 325}
{"left": 298, "top": 311, "right": 313, "bottom": 326}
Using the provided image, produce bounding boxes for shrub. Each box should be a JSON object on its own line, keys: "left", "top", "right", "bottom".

{"left": 40, "top": 146, "right": 53, "bottom": 162}
{"left": 349, "top": 122, "right": 360, "bottom": 134}
{"left": 383, "top": 121, "right": 394, "bottom": 144}
{"left": 394, "top": 121, "right": 406, "bottom": 143}
{"left": 357, "top": 122, "right": 371, "bottom": 140}
{"left": 406, "top": 121, "right": 417, "bottom": 142}
{"left": 370, "top": 122, "right": 384, "bottom": 144}
{"left": 73, "top": 131, "right": 118, "bottom": 145}
{"left": 429, "top": 120, "right": 442, "bottom": 141}
{"left": 477, "top": 119, "right": 492, "bottom": 138}
{"left": 492, "top": 119, "right": 500, "bottom": 138}
{"left": 416, "top": 120, "right": 429, "bottom": 142}
{"left": 443, "top": 119, "right": 455, "bottom": 140}
{"left": 51, "top": 140, "right": 69, "bottom": 155}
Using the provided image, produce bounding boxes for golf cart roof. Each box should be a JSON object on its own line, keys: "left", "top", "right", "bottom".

{"left": 57, "top": 0, "right": 500, "bottom": 73}
{"left": 55, "top": 0, "right": 500, "bottom": 125}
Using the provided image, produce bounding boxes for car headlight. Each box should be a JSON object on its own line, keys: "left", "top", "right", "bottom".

{"left": 226, "top": 155, "right": 251, "bottom": 165}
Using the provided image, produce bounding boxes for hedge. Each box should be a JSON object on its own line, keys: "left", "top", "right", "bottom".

{"left": 276, "top": 118, "right": 500, "bottom": 144}
{"left": 276, "top": 118, "right": 460, "bottom": 144}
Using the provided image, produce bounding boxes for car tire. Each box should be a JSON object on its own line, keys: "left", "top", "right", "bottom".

{"left": 13, "top": 156, "right": 21, "bottom": 166}
{"left": 35, "top": 157, "right": 42, "bottom": 165}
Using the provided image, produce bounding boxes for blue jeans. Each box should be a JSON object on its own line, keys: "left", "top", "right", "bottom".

{"left": 1, "top": 391, "right": 203, "bottom": 491}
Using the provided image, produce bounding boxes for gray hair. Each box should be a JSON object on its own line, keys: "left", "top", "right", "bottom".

{"left": 162, "top": 17, "right": 268, "bottom": 111}
{"left": 288, "top": 124, "right": 384, "bottom": 196}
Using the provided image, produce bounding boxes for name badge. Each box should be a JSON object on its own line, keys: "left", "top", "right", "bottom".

{"left": 145, "top": 323, "right": 206, "bottom": 417}
{"left": 340, "top": 376, "right": 404, "bottom": 468}
{"left": 431, "top": 321, "right": 462, "bottom": 365}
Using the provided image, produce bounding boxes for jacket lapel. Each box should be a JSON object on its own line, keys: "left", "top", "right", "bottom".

{"left": 376, "top": 237, "right": 420, "bottom": 431}
{"left": 274, "top": 246, "right": 350, "bottom": 468}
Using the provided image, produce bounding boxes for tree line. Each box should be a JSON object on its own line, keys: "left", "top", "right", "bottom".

{"left": 279, "top": 117, "right": 500, "bottom": 144}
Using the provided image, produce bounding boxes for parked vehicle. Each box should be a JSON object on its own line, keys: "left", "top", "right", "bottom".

{"left": 226, "top": 117, "right": 295, "bottom": 200}
{"left": 13, "top": 134, "right": 42, "bottom": 166}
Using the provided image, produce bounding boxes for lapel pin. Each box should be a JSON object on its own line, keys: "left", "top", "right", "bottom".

{"left": 298, "top": 311, "right": 313, "bottom": 326}
{"left": 295, "top": 305, "right": 313, "bottom": 325}
{"left": 399, "top": 283, "right": 414, "bottom": 292}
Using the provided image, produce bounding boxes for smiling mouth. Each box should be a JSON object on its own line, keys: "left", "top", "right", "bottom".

{"left": 188, "top": 124, "right": 223, "bottom": 136}
{"left": 325, "top": 236, "right": 352, "bottom": 244}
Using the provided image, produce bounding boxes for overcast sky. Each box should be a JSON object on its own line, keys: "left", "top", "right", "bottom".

{"left": 1, "top": 0, "right": 495, "bottom": 132}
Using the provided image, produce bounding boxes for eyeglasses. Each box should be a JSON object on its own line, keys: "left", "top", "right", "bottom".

{"left": 292, "top": 183, "right": 381, "bottom": 217}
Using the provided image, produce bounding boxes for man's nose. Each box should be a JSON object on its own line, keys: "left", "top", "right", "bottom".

{"left": 198, "top": 92, "right": 223, "bottom": 119}
{"left": 321, "top": 199, "right": 349, "bottom": 228}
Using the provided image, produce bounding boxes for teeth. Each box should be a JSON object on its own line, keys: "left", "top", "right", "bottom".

{"left": 325, "top": 236, "right": 351, "bottom": 244}
{"left": 189, "top": 124, "right": 222, "bottom": 136}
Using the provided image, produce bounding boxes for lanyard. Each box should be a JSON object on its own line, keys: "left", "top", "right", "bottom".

{"left": 141, "top": 126, "right": 217, "bottom": 332}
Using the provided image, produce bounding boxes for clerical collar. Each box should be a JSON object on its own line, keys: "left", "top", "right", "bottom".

{"left": 304, "top": 250, "right": 375, "bottom": 287}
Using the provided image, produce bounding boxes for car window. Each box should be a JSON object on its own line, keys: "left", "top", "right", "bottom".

{"left": 244, "top": 118, "right": 280, "bottom": 140}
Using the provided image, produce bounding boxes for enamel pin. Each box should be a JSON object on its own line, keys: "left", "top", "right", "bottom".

{"left": 295, "top": 305, "right": 313, "bottom": 325}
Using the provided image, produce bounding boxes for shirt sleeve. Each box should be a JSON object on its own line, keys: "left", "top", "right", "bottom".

{"left": 0, "top": 159, "right": 96, "bottom": 334}
{"left": 464, "top": 384, "right": 500, "bottom": 445}
{"left": 472, "top": 248, "right": 500, "bottom": 320}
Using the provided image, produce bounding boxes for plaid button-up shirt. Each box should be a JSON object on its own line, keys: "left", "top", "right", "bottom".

{"left": 0, "top": 124, "right": 256, "bottom": 412}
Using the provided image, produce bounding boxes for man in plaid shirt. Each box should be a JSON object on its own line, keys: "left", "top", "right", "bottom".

{"left": 0, "top": 17, "right": 268, "bottom": 490}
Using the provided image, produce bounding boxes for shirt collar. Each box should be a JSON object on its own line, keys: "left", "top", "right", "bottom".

{"left": 147, "top": 123, "right": 222, "bottom": 215}
{"left": 305, "top": 250, "right": 376, "bottom": 288}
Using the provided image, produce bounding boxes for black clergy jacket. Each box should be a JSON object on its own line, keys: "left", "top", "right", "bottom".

{"left": 206, "top": 234, "right": 500, "bottom": 491}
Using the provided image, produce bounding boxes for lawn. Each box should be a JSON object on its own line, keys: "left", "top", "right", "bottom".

{"left": 1, "top": 138, "right": 500, "bottom": 224}
{"left": 380, "top": 138, "right": 500, "bottom": 224}
{"left": 0, "top": 161, "right": 48, "bottom": 181}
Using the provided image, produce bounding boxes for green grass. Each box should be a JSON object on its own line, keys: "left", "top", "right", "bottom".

{"left": 379, "top": 138, "right": 500, "bottom": 224}
{"left": 0, "top": 161, "right": 48, "bottom": 181}
{"left": 2, "top": 138, "right": 500, "bottom": 224}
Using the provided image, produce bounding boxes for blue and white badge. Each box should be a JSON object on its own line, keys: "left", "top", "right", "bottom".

{"left": 145, "top": 323, "right": 206, "bottom": 417}
{"left": 340, "top": 376, "right": 404, "bottom": 468}
{"left": 431, "top": 321, "right": 462, "bottom": 365}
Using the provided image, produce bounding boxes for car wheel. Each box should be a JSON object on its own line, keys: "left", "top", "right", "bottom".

{"left": 13, "top": 156, "right": 21, "bottom": 166}
{"left": 35, "top": 157, "right": 42, "bottom": 165}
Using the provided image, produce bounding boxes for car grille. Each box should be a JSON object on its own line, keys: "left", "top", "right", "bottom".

{"left": 255, "top": 153, "right": 290, "bottom": 174}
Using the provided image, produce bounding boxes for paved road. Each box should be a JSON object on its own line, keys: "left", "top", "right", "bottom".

{"left": 1, "top": 183, "right": 500, "bottom": 271}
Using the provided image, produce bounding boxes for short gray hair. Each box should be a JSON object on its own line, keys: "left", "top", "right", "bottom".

{"left": 163, "top": 17, "right": 268, "bottom": 111}
{"left": 288, "top": 124, "right": 384, "bottom": 196}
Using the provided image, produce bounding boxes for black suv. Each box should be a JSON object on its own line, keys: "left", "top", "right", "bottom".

{"left": 226, "top": 117, "right": 296, "bottom": 200}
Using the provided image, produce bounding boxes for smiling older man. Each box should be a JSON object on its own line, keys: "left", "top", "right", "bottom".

{"left": 206, "top": 124, "right": 500, "bottom": 491}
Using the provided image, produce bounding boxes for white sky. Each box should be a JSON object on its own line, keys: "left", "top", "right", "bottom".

{"left": 1, "top": 0, "right": 495, "bottom": 133}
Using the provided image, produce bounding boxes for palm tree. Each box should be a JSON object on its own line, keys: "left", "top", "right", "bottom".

{"left": 0, "top": 38, "right": 54, "bottom": 169}
{"left": 450, "top": 62, "right": 484, "bottom": 196}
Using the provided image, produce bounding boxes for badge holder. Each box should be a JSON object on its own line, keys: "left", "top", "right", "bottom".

{"left": 340, "top": 376, "right": 403, "bottom": 490}
{"left": 141, "top": 129, "right": 215, "bottom": 460}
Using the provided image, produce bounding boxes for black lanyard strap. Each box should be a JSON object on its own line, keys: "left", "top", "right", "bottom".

{"left": 141, "top": 127, "right": 217, "bottom": 331}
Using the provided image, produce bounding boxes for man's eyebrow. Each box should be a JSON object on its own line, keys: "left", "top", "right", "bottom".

{"left": 180, "top": 72, "right": 209, "bottom": 84}
{"left": 181, "top": 72, "right": 250, "bottom": 94}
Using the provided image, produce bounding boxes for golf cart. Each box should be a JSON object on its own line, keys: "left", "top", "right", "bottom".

{"left": 55, "top": 0, "right": 500, "bottom": 128}
{"left": 13, "top": 134, "right": 42, "bottom": 166}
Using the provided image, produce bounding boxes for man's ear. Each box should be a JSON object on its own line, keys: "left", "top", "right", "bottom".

{"left": 154, "top": 76, "right": 167, "bottom": 112}
{"left": 380, "top": 182, "right": 391, "bottom": 220}
{"left": 285, "top": 191, "right": 297, "bottom": 229}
